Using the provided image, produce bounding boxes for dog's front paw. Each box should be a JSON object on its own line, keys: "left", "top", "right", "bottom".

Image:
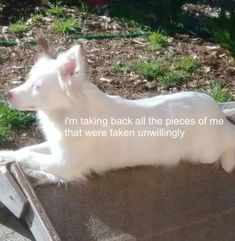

{"left": 24, "top": 169, "right": 66, "bottom": 187}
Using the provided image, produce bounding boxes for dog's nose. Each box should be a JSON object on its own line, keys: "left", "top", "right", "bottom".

{"left": 6, "top": 91, "right": 13, "bottom": 100}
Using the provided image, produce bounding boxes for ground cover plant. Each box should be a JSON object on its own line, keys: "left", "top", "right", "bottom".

{"left": 0, "top": 100, "right": 35, "bottom": 144}
{"left": 0, "top": 0, "right": 234, "bottom": 148}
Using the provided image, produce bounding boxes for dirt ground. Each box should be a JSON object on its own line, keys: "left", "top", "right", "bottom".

{"left": 0, "top": 5, "right": 235, "bottom": 148}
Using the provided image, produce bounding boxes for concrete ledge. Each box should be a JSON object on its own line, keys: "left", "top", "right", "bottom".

{"left": 1, "top": 163, "right": 235, "bottom": 241}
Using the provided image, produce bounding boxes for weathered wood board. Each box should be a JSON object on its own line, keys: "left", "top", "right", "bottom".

{"left": 1, "top": 163, "right": 235, "bottom": 241}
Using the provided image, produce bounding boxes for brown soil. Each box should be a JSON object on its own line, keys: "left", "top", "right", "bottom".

{"left": 0, "top": 7, "right": 235, "bottom": 148}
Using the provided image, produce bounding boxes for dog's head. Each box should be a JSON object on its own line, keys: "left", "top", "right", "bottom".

{"left": 7, "top": 37, "right": 85, "bottom": 111}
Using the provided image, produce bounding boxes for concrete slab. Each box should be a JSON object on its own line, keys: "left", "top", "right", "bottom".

{"left": 1, "top": 163, "right": 235, "bottom": 241}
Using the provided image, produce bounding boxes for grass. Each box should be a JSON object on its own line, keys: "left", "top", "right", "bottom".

{"left": 148, "top": 31, "right": 168, "bottom": 50}
{"left": 46, "top": 1, "right": 66, "bottom": 17}
{"left": 175, "top": 56, "right": 199, "bottom": 73}
{"left": 112, "top": 62, "right": 131, "bottom": 74}
{"left": 209, "top": 81, "right": 233, "bottom": 102}
{"left": 127, "top": 56, "right": 198, "bottom": 88}
{"left": 0, "top": 50, "right": 9, "bottom": 63}
{"left": 132, "top": 59, "right": 167, "bottom": 80}
{"left": 31, "top": 13, "right": 44, "bottom": 23}
{"left": 159, "top": 70, "right": 185, "bottom": 88}
{"left": 0, "top": 101, "right": 35, "bottom": 144}
{"left": 52, "top": 17, "right": 81, "bottom": 33}
{"left": 9, "top": 20, "right": 28, "bottom": 34}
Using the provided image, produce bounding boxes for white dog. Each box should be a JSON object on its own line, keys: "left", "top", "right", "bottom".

{"left": 1, "top": 38, "right": 235, "bottom": 181}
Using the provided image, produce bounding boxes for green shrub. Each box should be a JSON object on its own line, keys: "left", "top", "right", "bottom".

{"left": 31, "top": 13, "right": 44, "bottom": 23}
{"left": 159, "top": 70, "right": 185, "bottom": 88}
{"left": 0, "top": 51, "right": 9, "bottom": 63}
{"left": 46, "top": 1, "right": 66, "bottom": 17}
{"left": 9, "top": 20, "right": 28, "bottom": 34}
{"left": 112, "top": 62, "right": 130, "bottom": 73}
{"left": 209, "top": 81, "right": 233, "bottom": 102}
{"left": 52, "top": 17, "right": 82, "bottom": 33}
{"left": 149, "top": 31, "right": 168, "bottom": 50}
{"left": 207, "top": 11, "right": 235, "bottom": 59}
{"left": 0, "top": 101, "right": 35, "bottom": 144}
{"left": 132, "top": 59, "right": 167, "bottom": 80}
{"left": 175, "top": 56, "right": 199, "bottom": 73}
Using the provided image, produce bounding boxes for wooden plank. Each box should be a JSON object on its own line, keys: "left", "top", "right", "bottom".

{"left": 10, "top": 162, "right": 61, "bottom": 241}
{"left": 0, "top": 163, "right": 28, "bottom": 218}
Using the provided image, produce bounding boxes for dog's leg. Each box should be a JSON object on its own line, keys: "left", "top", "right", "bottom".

{"left": 18, "top": 142, "right": 50, "bottom": 154}
{"left": 0, "top": 142, "right": 53, "bottom": 169}
{"left": 221, "top": 149, "right": 235, "bottom": 173}
{"left": 0, "top": 142, "right": 51, "bottom": 166}
{"left": 24, "top": 169, "right": 65, "bottom": 187}
{"left": 0, "top": 149, "right": 51, "bottom": 168}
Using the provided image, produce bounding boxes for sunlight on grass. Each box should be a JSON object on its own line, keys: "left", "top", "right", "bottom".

{"left": 52, "top": 18, "right": 81, "bottom": 33}
{"left": 132, "top": 59, "right": 167, "bottom": 81}
{"left": 0, "top": 101, "right": 35, "bottom": 144}
{"left": 9, "top": 20, "right": 28, "bottom": 34}
{"left": 31, "top": 13, "right": 44, "bottom": 23}
{"left": 46, "top": 1, "right": 65, "bottom": 17}
{"left": 113, "top": 56, "right": 201, "bottom": 89}
{"left": 0, "top": 50, "right": 9, "bottom": 63}
{"left": 159, "top": 70, "right": 185, "bottom": 88}
{"left": 148, "top": 31, "right": 168, "bottom": 50}
{"left": 209, "top": 81, "right": 233, "bottom": 102}
{"left": 112, "top": 62, "right": 131, "bottom": 74}
{"left": 175, "top": 56, "right": 199, "bottom": 73}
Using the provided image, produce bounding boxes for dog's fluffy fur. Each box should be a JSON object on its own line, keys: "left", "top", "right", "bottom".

{"left": 1, "top": 43, "right": 235, "bottom": 181}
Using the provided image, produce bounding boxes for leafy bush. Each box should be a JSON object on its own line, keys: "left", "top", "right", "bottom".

{"left": 0, "top": 101, "right": 35, "bottom": 144}
{"left": 46, "top": 1, "right": 66, "bottom": 17}
{"left": 113, "top": 55, "right": 201, "bottom": 89}
{"left": 175, "top": 56, "right": 199, "bottom": 73}
{"left": 148, "top": 31, "right": 168, "bottom": 50}
{"left": 52, "top": 17, "right": 82, "bottom": 33}
{"left": 159, "top": 70, "right": 185, "bottom": 88}
{"left": 9, "top": 20, "right": 28, "bottom": 34}
{"left": 209, "top": 81, "right": 233, "bottom": 102}
{"left": 133, "top": 59, "right": 168, "bottom": 81}
{"left": 207, "top": 11, "right": 235, "bottom": 59}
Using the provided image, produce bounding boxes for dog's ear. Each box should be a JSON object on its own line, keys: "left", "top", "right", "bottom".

{"left": 57, "top": 45, "right": 84, "bottom": 97}
{"left": 37, "top": 36, "right": 55, "bottom": 58}
{"left": 58, "top": 45, "right": 83, "bottom": 79}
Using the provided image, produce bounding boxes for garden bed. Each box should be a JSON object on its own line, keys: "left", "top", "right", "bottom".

{"left": 0, "top": 1, "right": 235, "bottom": 148}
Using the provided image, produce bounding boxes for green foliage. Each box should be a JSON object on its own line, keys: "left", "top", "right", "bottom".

{"left": 154, "top": 0, "right": 188, "bottom": 27}
{"left": 113, "top": 56, "right": 201, "bottom": 89}
{"left": 0, "top": 125, "right": 10, "bottom": 144}
{"left": 112, "top": 62, "right": 130, "bottom": 74}
{"left": 159, "top": 70, "right": 185, "bottom": 88}
{"left": 0, "top": 3, "right": 5, "bottom": 13}
{"left": 78, "top": 1, "right": 89, "bottom": 13}
{"left": 175, "top": 56, "right": 199, "bottom": 73}
{"left": 0, "top": 101, "right": 35, "bottom": 144}
{"left": 9, "top": 20, "right": 28, "bottom": 34}
{"left": 115, "top": 17, "right": 149, "bottom": 32}
{"left": 207, "top": 11, "right": 235, "bottom": 59}
{"left": 209, "top": 81, "right": 233, "bottom": 102}
{"left": 109, "top": 0, "right": 188, "bottom": 30}
{"left": 133, "top": 59, "right": 167, "bottom": 81}
{"left": 46, "top": 1, "right": 66, "bottom": 17}
{"left": 31, "top": 13, "right": 44, "bottom": 23}
{"left": 0, "top": 51, "right": 9, "bottom": 63}
{"left": 110, "top": 0, "right": 147, "bottom": 28}
{"left": 52, "top": 17, "right": 81, "bottom": 33}
{"left": 148, "top": 31, "right": 168, "bottom": 50}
